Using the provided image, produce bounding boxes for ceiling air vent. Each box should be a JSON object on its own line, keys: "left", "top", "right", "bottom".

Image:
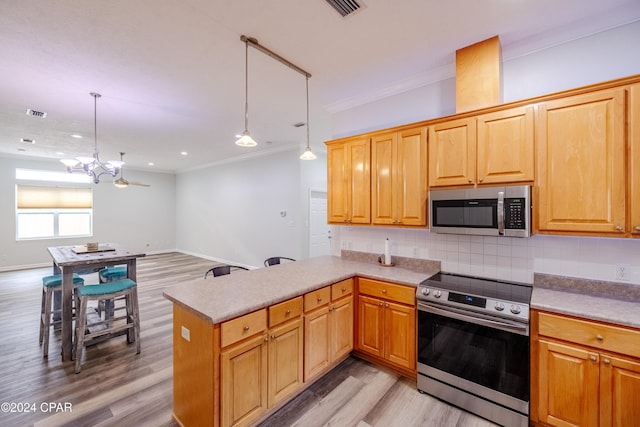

{"left": 26, "top": 108, "right": 47, "bottom": 118}
{"left": 325, "top": 0, "right": 362, "bottom": 17}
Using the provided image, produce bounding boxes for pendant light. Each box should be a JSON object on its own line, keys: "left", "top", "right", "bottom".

{"left": 61, "top": 93, "right": 124, "bottom": 183}
{"left": 299, "top": 75, "right": 316, "bottom": 160}
{"left": 235, "top": 37, "right": 257, "bottom": 147}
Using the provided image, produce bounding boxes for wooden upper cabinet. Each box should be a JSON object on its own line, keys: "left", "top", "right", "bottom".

{"left": 429, "top": 117, "right": 476, "bottom": 187}
{"left": 371, "top": 126, "right": 427, "bottom": 226}
{"left": 327, "top": 137, "right": 371, "bottom": 224}
{"left": 536, "top": 88, "right": 626, "bottom": 235}
{"left": 631, "top": 84, "right": 640, "bottom": 237}
{"left": 476, "top": 106, "right": 534, "bottom": 184}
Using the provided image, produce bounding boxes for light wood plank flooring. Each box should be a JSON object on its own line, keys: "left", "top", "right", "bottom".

{"left": 0, "top": 252, "right": 497, "bottom": 427}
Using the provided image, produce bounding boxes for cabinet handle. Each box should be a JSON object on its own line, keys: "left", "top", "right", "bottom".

{"left": 243, "top": 325, "right": 250, "bottom": 331}
{"left": 589, "top": 354, "right": 598, "bottom": 362}
{"left": 635, "top": 226, "right": 640, "bottom": 231}
{"left": 317, "top": 296, "right": 323, "bottom": 302}
{"left": 341, "top": 287, "right": 347, "bottom": 293}
{"left": 615, "top": 225, "right": 623, "bottom": 231}
{"left": 596, "top": 334, "right": 604, "bottom": 341}
{"left": 264, "top": 336, "right": 269, "bottom": 342}
{"left": 382, "top": 289, "right": 387, "bottom": 294}
{"left": 285, "top": 309, "right": 291, "bottom": 315}
{"left": 379, "top": 301, "right": 384, "bottom": 306}
{"left": 271, "top": 334, "right": 276, "bottom": 340}
{"left": 478, "top": 177, "right": 483, "bottom": 182}
{"left": 603, "top": 358, "right": 611, "bottom": 365}
{"left": 468, "top": 179, "right": 472, "bottom": 183}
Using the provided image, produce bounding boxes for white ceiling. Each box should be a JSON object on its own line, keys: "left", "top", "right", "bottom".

{"left": 1, "top": 0, "right": 639, "bottom": 173}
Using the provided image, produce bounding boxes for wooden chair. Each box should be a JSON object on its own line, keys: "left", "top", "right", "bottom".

{"left": 264, "top": 256, "right": 296, "bottom": 267}
{"left": 204, "top": 265, "right": 249, "bottom": 278}
{"left": 73, "top": 278, "right": 140, "bottom": 374}
{"left": 39, "top": 274, "right": 85, "bottom": 358}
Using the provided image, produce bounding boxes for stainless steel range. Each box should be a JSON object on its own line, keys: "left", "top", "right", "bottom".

{"left": 416, "top": 272, "right": 533, "bottom": 427}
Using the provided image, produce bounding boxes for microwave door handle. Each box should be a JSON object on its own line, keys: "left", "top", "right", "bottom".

{"left": 497, "top": 191, "right": 505, "bottom": 235}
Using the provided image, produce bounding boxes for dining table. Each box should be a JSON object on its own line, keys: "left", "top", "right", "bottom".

{"left": 47, "top": 243, "right": 146, "bottom": 361}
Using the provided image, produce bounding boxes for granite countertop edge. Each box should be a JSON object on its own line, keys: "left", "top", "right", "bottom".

{"left": 163, "top": 254, "right": 440, "bottom": 324}
{"left": 531, "top": 273, "right": 640, "bottom": 329}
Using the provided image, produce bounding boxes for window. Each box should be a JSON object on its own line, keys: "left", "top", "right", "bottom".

{"left": 16, "top": 184, "right": 93, "bottom": 240}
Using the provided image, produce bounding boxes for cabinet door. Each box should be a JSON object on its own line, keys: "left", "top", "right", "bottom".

{"left": 537, "top": 339, "right": 599, "bottom": 427}
{"left": 357, "top": 295, "right": 384, "bottom": 358}
{"left": 537, "top": 89, "right": 626, "bottom": 235}
{"left": 303, "top": 306, "right": 330, "bottom": 381}
{"left": 268, "top": 318, "right": 303, "bottom": 407}
{"left": 429, "top": 117, "right": 476, "bottom": 187}
{"left": 396, "top": 127, "right": 428, "bottom": 225}
{"left": 383, "top": 300, "right": 415, "bottom": 370}
{"left": 477, "top": 106, "right": 534, "bottom": 184}
{"left": 331, "top": 296, "right": 353, "bottom": 362}
{"left": 221, "top": 333, "right": 268, "bottom": 427}
{"left": 348, "top": 137, "right": 371, "bottom": 224}
{"left": 327, "top": 142, "right": 349, "bottom": 223}
{"left": 631, "top": 84, "right": 640, "bottom": 236}
{"left": 599, "top": 355, "right": 640, "bottom": 427}
{"left": 371, "top": 132, "right": 396, "bottom": 225}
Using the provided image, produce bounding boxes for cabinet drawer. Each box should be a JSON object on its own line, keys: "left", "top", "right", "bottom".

{"left": 304, "top": 286, "right": 331, "bottom": 312}
{"left": 269, "top": 296, "right": 303, "bottom": 327}
{"left": 358, "top": 278, "right": 415, "bottom": 306}
{"left": 331, "top": 279, "right": 354, "bottom": 300}
{"left": 221, "top": 308, "right": 267, "bottom": 348}
{"left": 538, "top": 312, "right": 640, "bottom": 358}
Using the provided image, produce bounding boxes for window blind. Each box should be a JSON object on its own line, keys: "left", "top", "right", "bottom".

{"left": 16, "top": 185, "right": 93, "bottom": 209}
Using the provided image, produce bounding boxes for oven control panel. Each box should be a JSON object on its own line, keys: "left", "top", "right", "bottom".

{"left": 417, "top": 286, "right": 529, "bottom": 322}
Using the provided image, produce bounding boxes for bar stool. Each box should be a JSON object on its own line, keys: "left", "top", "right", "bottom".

{"left": 98, "top": 266, "right": 127, "bottom": 319}
{"left": 39, "top": 273, "right": 85, "bottom": 358}
{"left": 74, "top": 278, "right": 140, "bottom": 374}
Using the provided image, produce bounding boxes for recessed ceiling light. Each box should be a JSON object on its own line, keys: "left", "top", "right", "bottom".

{"left": 181, "top": 152, "right": 188, "bottom": 156}
{"left": 148, "top": 162, "right": 154, "bottom": 166}
{"left": 20, "top": 138, "right": 35, "bottom": 144}
{"left": 56, "top": 152, "right": 65, "bottom": 155}
{"left": 71, "top": 134, "right": 83, "bottom": 139}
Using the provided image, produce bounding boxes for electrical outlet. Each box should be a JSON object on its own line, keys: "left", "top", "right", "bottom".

{"left": 181, "top": 326, "right": 191, "bottom": 342}
{"left": 615, "top": 263, "right": 630, "bottom": 281}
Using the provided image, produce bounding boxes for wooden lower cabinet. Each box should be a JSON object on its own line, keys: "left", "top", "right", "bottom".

{"left": 303, "top": 279, "right": 354, "bottom": 382}
{"left": 532, "top": 310, "right": 640, "bottom": 427}
{"left": 220, "top": 302, "right": 303, "bottom": 427}
{"left": 356, "top": 278, "right": 416, "bottom": 375}
{"left": 221, "top": 333, "right": 269, "bottom": 427}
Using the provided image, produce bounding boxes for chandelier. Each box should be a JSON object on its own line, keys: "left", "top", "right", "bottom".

{"left": 60, "top": 92, "right": 124, "bottom": 183}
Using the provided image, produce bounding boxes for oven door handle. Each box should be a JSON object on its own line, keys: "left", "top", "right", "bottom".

{"left": 417, "top": 302, "right": 529, "bottom": 336}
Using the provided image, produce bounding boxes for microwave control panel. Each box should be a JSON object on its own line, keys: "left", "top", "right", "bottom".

{"left": 504, "top": 198, "right": 526, "bottom": 230}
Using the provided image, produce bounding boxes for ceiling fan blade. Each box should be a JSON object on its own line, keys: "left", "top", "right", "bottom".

{"left": 128, "top": 182, "right": 151, "bottom": 187}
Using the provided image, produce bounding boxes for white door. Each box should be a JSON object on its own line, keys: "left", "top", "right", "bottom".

{"left": 309, "top": 190, "right": 331, "bottom": 257}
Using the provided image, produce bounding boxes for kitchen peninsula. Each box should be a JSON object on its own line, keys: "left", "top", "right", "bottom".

{"left": 163, "top": 255, "right": 438, "bottom": 427}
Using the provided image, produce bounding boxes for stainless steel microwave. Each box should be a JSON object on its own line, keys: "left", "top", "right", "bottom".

{"left": 429, "top": 186, "right": 531, "bottom": 237}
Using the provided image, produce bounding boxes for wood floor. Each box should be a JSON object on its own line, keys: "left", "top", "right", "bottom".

{"left": 0, "top": 252, "right": 497, "bottom": 427}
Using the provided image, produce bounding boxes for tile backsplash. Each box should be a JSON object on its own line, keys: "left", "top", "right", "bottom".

{"left": 332, "top": 226, "right": 640, "bottom": 285}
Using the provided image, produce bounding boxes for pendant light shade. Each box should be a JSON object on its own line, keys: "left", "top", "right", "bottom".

{"left": 300, "top": 75, "right": 316, "bottom": 160}
{"left": 236, "top": 37, "right": 257, "bottom": 147}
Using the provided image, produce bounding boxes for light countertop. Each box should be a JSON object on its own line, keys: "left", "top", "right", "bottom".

{"left": 531, "top": 274, "right": 640, "bottom": 329}
{"left": 163, "top": 255, "right": 437, "bottom": 324}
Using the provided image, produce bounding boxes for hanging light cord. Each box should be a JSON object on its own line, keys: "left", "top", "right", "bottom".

{"left": 243, "top": 39, "right": 249, "bottom": 133}
{"left": 306, "top": 76, "right": 310, "bottom": 148}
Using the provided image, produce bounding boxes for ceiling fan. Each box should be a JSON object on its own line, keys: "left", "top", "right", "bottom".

{"left": 113, "top": 152, "right": 150, "bottom": 188}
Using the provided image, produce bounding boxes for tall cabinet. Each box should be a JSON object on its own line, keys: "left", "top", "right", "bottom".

{"left": 536, "top": 88, "right": 626, "bottom": 235}
{"left": 327, "top": 137, "right": 371, "bottom": 224}
{"left": 371, "top": 126, "right": 427, "bottom": 226}
{"left": 631, "top": 84, "right": 640, "bottom": 237}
